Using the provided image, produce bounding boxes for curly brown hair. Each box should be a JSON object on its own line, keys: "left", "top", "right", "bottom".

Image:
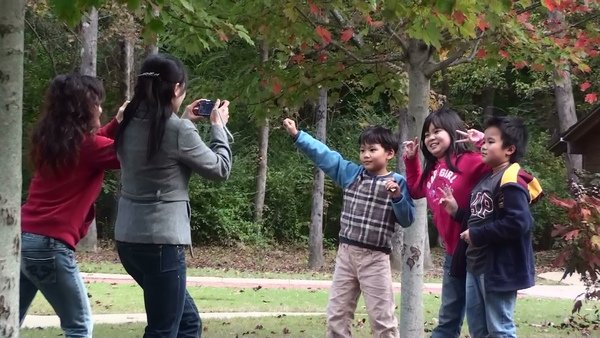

{"left": 30, "top": 74, "right": 105, "bottom": 174}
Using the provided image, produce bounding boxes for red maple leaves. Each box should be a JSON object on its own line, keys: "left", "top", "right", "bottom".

{"left": 315, "top": 26, "right": 332, "bottom": 45}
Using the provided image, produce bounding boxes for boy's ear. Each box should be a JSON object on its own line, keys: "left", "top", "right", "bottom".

{"left": 505, "top": 144, "right": 516, "bottom": 158}
{"left": 386, "top": 148, "right": 396, "bottom": 159}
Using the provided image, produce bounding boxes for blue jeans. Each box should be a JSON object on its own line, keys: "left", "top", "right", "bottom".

{"left": 19, "top": 232, "right": 93, "bottom": 338}
{"left": 465, "top": 272, "right": 517, "bottom": 338}
{"left": 431, "top": 254, "right": 466, "bottom": 338}
{"left": 117, "top": 242, "right": 201, "bottom": 338}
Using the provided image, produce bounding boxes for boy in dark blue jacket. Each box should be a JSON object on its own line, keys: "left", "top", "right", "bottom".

{"left": 283, "top": 118, "right": 415, "bottom": 338}
{"left": 439, "top": 116, "right": 542, "bottom": 338}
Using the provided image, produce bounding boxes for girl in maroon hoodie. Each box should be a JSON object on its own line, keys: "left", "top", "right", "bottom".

{"left": 403, "top": 106, "right": 490, "bottom": 338}
{"left": 20, "top": 74, "right": 127, "bottom": 337}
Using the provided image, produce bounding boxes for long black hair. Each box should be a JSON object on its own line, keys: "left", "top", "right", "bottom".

{"left": 115, "top": 53, "right": 187, "bottom": 160}
{"left": 419, "top": 106, "right": 472, "bottom": 187}
{"left": 31, "top": 73, "right": 105, "bottom": 175}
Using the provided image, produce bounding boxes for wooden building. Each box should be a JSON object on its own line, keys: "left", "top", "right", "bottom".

{"left": 549, "top": 105, "right": 600, "bottom": 172}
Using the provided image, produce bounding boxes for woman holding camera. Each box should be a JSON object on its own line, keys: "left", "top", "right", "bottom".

{"left": 114, "top": 53, "right": 232, "bottom": 338}
{"left": 20, "top": 73, "right": 126, "bottom": 337}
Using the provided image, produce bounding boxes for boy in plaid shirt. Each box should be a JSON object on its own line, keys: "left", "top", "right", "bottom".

{"left": 283, "top": 119, "right": 415, "bottom": 337}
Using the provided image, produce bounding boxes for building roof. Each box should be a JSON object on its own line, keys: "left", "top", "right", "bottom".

{"left": 549, "top": 104, "right": 600, "bottom": 155}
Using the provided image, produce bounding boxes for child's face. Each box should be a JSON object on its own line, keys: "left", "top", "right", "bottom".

{"left": 360, "top": 143, "right": 394, "bottom": 175}
{"left": 424, "top": 123, "right": 451, "bottom": 159}
{"left": 481, "top": 126, "right": 515, "bottom": 168}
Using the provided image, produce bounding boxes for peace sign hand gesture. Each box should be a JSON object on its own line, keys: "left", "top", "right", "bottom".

{"left": 455, "top": 129, "right": 484, "bottom": 145}
{"left": 438, "top": 186, "right": 458, "bottom": 217}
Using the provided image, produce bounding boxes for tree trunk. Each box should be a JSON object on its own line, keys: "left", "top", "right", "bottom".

{"left": 146, "top": 8, "right": 160, "bottom": 55}
{"left": 254, "top": 121, "right": 270, "bottom": 223}
{"left": 79, "top": 7, "right": 98, "bottom": 76}
{"left": 77, "top": 7, "right": 98, "bottom": 252}
{"left": 399, "top": 41, "right": 431, "bottom": 337}
{"left": 0, "top": 0, "right": 24, "bottom": 336}
{"left": 308, "top": 87, "right": 327, "bottom": 269}
{"left": 553, "top": 68, "right": 582, "bottom": 180}
{"left": 550, "top": 10, "right": 582, "bottom": 182}
{"left": 481, "top": 86, "right": 496, "bottom": 122}
{"left": 391, "top": 107, "right": 408, "bottom": 272}
{"left": 254, "top": 41, "right": 269, "bottom": 223}
{"left": 123, "top": 37, "right": 135, "bottom": 100}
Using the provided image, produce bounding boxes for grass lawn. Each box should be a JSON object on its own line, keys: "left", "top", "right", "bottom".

{"left": 21, "top": 315, "right": 589, "bottom": 338}
{"left": 22, "top": 282, "right": 597, "bottom": 337}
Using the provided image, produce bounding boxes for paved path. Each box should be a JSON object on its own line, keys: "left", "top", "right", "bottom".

{"left": 22, "top": 312, "right": 325, "bottom": 329}
{"left": 80, "top": 272, "right": 588, "bottom": 300}
{"left": 21, "top": 271, "right": 589, "bottom": 329}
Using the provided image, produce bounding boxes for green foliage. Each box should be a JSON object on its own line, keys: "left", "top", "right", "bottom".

{"left": 521, "top": 131, "right": 570, "bottom": 249}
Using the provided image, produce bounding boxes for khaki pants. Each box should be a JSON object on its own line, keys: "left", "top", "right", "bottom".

{"left": 326, "top": 243, "right": 399, "bottom": 338}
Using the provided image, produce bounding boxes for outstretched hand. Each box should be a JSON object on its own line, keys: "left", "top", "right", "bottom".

{"left": 438, "top": 186, "right": 458, "bottom": 217}
{"left": 455, "top": 129, "right": 484, "bottom": 145}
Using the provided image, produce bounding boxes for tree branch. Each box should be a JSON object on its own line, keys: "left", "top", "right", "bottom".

{"left": 385, "top": 23, "right": 409, "bottom": 53}
{"left": 295, "top": 6, "right": 406, "bottom": 68}
{"left": 162, "top": 8, "right": 214, "bottom": 30}
{"left": 517, "top": 3, "right": 542, "bottom": 15}
{"left": 329, "top": 9, "right": 364, "bottom": 48}
{"left": 425, "top": 33, "right": 483, "bottom": 76}
{"left": 25, "top": 18, "right": 58, "bottom": 76}
{"left": 544, "top": 11, "right": 600, "bottom": 37}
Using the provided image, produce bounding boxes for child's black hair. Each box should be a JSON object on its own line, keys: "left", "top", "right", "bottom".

{"left": 419, "top": 106, "right": 472, "bottom": 187}
{"left": 484, "top": 116, "right": 528, "bottom": 163}
{"left": 358, "top": 126, "right": 398, "bottom": 153}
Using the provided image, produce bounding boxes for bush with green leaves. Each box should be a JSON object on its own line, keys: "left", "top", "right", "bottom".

{"left": 520, "top": 131, "right": 569, "bottom": 249}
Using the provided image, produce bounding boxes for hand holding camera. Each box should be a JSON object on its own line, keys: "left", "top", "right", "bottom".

{"left": 184, "top": 98, "right": 234, "bottom": 143}
{"left": 185, "top": 98, "right": 230, "bottom": 126}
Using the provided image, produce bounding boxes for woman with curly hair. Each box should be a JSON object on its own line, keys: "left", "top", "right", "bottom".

{"left": 19, "top": 73, "right": 127, "bottom": 337}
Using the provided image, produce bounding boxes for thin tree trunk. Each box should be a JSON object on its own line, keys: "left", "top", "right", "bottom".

{"left": 481, "top": 86, "right": 496, "bottom": 122}
{"left": 146, "top": 8, "right": 159, "bottom": 55}
{"left": 553, "top": 68, "right": 582, "bottom": 180}
{"left": 391, "top": 107, "right": 408, "bottom": 272}
{"left": 550, "top": 10, "right": 582, "bottom": 182}
{"left": 400, "top": 41, "right": 430, "bottom": 337}
{"left": 308, "top": 87, "right": 327, "bottom": 269}
{"left": 123, "top": 37, "right": 134, "bottom": 100}
{"left": 0, "top": 0, "right": 24, "bottom": 336}
{"left": 77, "top": 7, "right": 98, "bottom": 252}
{"left": 254, "top": 41, "right": 270, "bottom": 223}
{"left": 79, "top": 7, "right": 97, "bottom": 76}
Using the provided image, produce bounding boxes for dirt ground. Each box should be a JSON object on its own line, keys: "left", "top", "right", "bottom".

{"left": 77, "top": 241, "right": 561, "bottom": 279}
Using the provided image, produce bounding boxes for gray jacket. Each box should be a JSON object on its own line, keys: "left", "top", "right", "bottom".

{"left": 115, "top": 111, "right": 231, "bottom": 245}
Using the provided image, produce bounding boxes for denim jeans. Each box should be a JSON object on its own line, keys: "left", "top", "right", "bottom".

{"left": 465, "top": 272, "right": 517, "bottom": 338}
{"left": 19, "top": 232, "right": 93, "bottom": 338}
{"left": 117, "top": 242, "right": 201, "bottom": 338}
{"left": 431, "top": 254, "right": 466, "bottom": 338}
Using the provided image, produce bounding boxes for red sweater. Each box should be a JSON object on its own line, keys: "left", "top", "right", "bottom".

{"left": 21, "top": 119, "right": 120, "bottom": 249}
{"left": 404, "top": 152, "right": 490, "bottom": 255}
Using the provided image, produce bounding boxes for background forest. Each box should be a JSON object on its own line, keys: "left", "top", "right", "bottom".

{"left": 19, "top": 0, "right": 599, "bottom": 252}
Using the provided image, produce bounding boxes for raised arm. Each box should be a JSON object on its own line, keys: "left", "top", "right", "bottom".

{"left": 177, "top": 121, "right": 232, "bottom": 181}
{"left": 294, "top": 131, "right": 361, "bottom": 188}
